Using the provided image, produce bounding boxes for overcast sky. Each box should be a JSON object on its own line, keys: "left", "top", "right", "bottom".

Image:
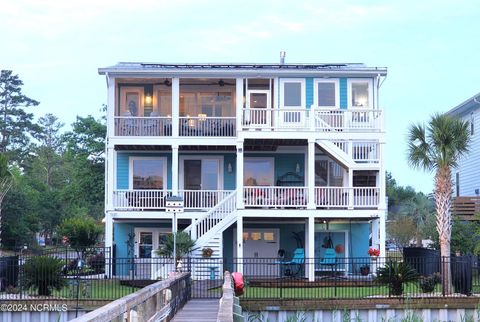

{"left": 1, "top": 0, "right": 479, "bottom": 193}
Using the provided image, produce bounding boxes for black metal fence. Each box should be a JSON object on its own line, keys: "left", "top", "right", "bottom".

{"left": 0, "top": 250, "right": 479, "bottom": 302}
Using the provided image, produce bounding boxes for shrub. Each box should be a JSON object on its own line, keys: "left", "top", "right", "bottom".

{"left": 375, "top": 261, "right": 419, "bottom": 296}
{"left": 419, "top": 273, "right": 441, "bottom": 293}
{"left": 58, "top": 216, "right": 102, "bottom": 254}
{"left": 23, "top": 256, "right": 66, "bottom": 296}
{"left": 87, "top": 252, "right": 105, "bottom": 274}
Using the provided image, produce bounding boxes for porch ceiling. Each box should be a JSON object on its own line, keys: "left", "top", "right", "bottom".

{"left": 114, "top": 145, "right": 236, "bottom": 151}
{"left": 244, "top": 139, "right": 307, "bottom": 151}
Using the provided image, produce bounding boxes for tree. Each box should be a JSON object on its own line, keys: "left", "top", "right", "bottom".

{"left": 387, "top": 216, "right": 417, "bottom": 249}
{"left": 407, "top": 113, "right": 470, "bottom": 294}
{"left": 59, "top": 215, "right": 102, "bottom": 258}
{"left": 0, "top": 70, "right": 39, "bottom": 162}
{"left": 0, "top": 153, "right": 13, "bottom": 250}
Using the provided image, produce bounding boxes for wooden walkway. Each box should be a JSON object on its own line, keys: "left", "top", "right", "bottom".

{"left": 171, "top": 299, "right": 219, "bottom": 322}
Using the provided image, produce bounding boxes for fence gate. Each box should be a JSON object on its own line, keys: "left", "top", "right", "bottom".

{"left": 186, "top": 257, "right": 223, "bottom": 299}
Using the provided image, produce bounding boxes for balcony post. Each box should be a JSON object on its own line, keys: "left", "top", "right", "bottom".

{"left": 348, "top": 170, "right": 354, "bottom": 209}
{"left": 236, "top": 214, "right": 243, "bottom": 274}
{"left": 106, "top": 145, "right": 115, "bottom": 211}
{"left": 191, "top": 218, "right": 197, "bottom": 241}
{"left": 306, "top": 216, "right": 315, "bottom": 281}
{"left": 236, "top": 141, "right": 244, "bottom": 209}
{"left": 104, "top": 214, "right": 113, "bottom": 278}
{"left": 107, "top": 75, "right": 115, "bottom": 137}
{"left": 380, "top": 211, "right": 386, "bottom": 258}
{"left": 378, "top": 143, "right": 386, "bottom": 210}
{"left": 172, "top": 144, "right": 179, "bottom": 195}
{"left": 236, "top": 78, "right": 243, "bottom": 132}
{"left": 172, "top": 78, "right": 180, "bottom": 138}
{"left": 307, "top": 139, "right": 316, "bottom": 209}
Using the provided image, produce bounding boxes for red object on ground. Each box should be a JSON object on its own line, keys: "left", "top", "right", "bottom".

{"left": 231, "top": 272, "right": 244, "bottom": 296}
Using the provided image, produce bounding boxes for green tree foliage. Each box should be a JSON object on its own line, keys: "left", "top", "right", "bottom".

{"left": 0, "top": 70, "right": 39, "bottom": 162}
{"left": 375, "top": 261, "right": 419, "bottom": 296}
{"left": 387, "top": 216, "right": 417, "bottom": 249}
{"left": 155, "top": 231, "right": 196, "bottom": 260}
{"left": 59, "top": 215, "right": 102, "bottom": 255}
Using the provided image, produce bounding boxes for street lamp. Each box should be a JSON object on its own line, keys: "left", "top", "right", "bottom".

{"left": 165, "top": 196, "right": 184, "bottom": 272}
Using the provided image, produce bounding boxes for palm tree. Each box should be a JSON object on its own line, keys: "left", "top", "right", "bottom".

{"left": 407, "top": 113, "right": 470, "bottom": 294}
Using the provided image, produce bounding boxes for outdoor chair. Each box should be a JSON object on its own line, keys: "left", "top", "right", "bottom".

{"left": 319, "top": 248, "right": 338, "bottom": 278}
{"left": 273, "top": 248, "right": 305, "bottom": 278}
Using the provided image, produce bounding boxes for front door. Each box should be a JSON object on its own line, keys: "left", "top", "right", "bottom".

{"left": 134, "top": 228, "right": 172, "bottom": 279}
{"left": 246, "top": 90, "right": 271, "bottom": 128}
{"left": 234, "top": 228, "right": 280, "bottom": 277}
{"left": 182, "top": 158, "right": 222, "bottom": 208}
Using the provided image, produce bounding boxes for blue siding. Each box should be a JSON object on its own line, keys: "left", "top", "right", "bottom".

{"left": 223, "top": 154, "right": 236, "bottom": 190}
{"left": 315, "top": 223, "right": 369, "bottom": 258}
{"left": 306, "top": 78, "right": 313, "bottom": 108}
{"left": 340, "top": 78, "right": 348, "bottom": 109}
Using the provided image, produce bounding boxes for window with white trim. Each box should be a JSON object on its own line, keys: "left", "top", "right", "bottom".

{"left": 314, "top": 79, "right": 339, "bottom": 108}
{"left": 130, "top": 157, "right": 167, "bottom": 189}
{"left": 244, "top": 158, "right": 274, "bottom": 186}
{"left": 348, "top": 79, "right": 373, "bottom": 108}
{"left": 280, "top": 79, "right": 305, "bottom": 108}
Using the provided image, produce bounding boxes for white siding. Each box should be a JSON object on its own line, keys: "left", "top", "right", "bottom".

{"left": 455, "top": 108, "right": 480, "bottom": 196}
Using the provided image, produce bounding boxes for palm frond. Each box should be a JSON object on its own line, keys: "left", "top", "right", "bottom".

{"left": 407, "top": 123, "right": 433, "bottom": 171}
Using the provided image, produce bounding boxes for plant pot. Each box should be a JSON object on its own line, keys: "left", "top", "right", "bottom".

{"left": 360, "top": 266, "right": 370, "bottom": 276}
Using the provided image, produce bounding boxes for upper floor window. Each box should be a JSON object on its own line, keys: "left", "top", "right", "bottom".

{"left": 314, "top": 79, "right": 339, "bottom": 108}
{"left": 471, "top": 112, "right": 474, "bottom": 135}
{"left": 280, "top": 79, "right": 305, "bottom": 109}
{"left": 120, "top": 87, "right": 144, "bottom": 116}
{"left": 129, "top": 157, "right": 167, "bottom": 189}
{"left": 348, "top": 79, "right": 373, "bottom": 108}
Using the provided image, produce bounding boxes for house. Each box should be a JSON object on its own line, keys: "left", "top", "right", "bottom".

{"left": 98, "top": 57, "right": 387, "bottom": 281}
{"left": 446, "top": 92, "right": 480, "bottom": 220}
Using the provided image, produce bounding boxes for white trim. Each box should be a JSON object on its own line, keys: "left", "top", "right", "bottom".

{"left": 244, "top": 157, "right": 275, "bottom": 186}
{"left": 347, "top": 78, "right": 374, "bottom": 109}
{"left": 119, "top": 86, "right": 145, "bottom": 116}
{"left": 134, "top": 227, "right": 171, "bottom": 258}
{"left": 313, "top": 78, "right": 340, "bottom": 109}
{"left": 128, "top": 156, "right": 168, "bottom": 190}
{"left": 279, "top": 78, "right": 306, "bottom": 109}
{"left": 178, "top": 155, "right": 224, "bottom": 190}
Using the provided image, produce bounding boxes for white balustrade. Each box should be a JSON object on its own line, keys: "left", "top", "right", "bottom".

{"left": 113, "top": 190, "right": 172, "bottom": 210}
{"left": 242, "top": 108, "right": 310, "bottom": 129}
{"left": 352, "top": 142, "right": 380, "bottom": 163}
{"left": 178, "top": 117, "right": 236, "bottom": 136}
{"left": 179, "top": 190, "right": 232, "bottom": 209}
{"left": 314, "top": 187, "right": 380, "bottom": 208}
{"left": 243, "top": 186, "right": 308, "bottom": 207}
{"left": 194, "top": 191, "right": 237, "bottom": 239}
{"left": 315, "top": 109, "right": 383, "bottom": 132}
{"left": 114, "top": 117, "right": 172, "bottom": 136}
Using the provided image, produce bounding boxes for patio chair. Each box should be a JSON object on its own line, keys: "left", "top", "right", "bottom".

{"left": 274, "top": 248, "right": 305, "bottom": 278}
{"left": 319, "top": 248, "right": 337, "bottom": 278}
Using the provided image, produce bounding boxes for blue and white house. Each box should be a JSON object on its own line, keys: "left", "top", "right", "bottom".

{"left": 99, "top": 58, "right": 387, "bottom": 281}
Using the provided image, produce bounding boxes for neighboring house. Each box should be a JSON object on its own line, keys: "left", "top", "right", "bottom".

{"left": 446, "top": 93, "right": 480, "bottom": 220}
{"left": 98, "top": 58, "right": 387, "bottom": 281}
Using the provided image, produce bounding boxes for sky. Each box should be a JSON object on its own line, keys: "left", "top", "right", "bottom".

{"left": 1, "top": 0, "right": 479, "bottom": 193}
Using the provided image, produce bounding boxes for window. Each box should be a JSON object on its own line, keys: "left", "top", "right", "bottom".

{"left": 244, "top": 158, "right": 274, "bottom": 186}
{"left": 119, "top": 87, "right": 144, "bottom": 116}
{"left": 471, "top": 112, "right": 475, "bottom": 135}
{"left": 348, "top": 79, "right": 373, "bottom": 108}
{"left": 456, "top": 172, "right": 460, "bottom": 197}
{"left": 280, "top": 79, "right": 305, "bottom": 108}
{"left": 130, "top": 157, "right": 167, "bottom": 189}
{"left": 314, "top": 79, "right": 339, "bottom": 108}
{"left": 135, "top": 228, "right": 170, "bottom": 258}
{"left": 139, "top": 232, "right": 153, "bottom": 258}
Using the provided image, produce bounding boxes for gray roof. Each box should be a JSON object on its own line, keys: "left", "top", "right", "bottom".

{"left": 98, "top": 62, "right": 387, "bottom": 77}
{"left": 446, "top": 92, "right": 480, "bottom": 117}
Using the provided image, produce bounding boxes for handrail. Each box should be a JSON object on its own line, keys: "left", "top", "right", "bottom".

{"left": 217, "top": 271, "right": 234, "bottom": 322}
{"left": 69, "top": 272, "right": 190, "bottom": 322}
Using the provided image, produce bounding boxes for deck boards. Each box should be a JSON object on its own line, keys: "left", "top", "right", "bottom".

{"left": 171, "top": 299, "right": 219, "bottom": 322}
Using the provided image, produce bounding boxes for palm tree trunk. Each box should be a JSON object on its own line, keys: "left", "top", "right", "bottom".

{"left": 435, "top": 166, "right": 453, "bottom": 295}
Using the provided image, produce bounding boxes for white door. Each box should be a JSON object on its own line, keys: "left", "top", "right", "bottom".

{"left": 182, "top": 158, "right": 222, "bottom": 208}
{"left": 246, "top": 90, "right": 271, "bottom": 128}
{"left": 234, "top": 228, "right": 280, "bottom": 277}
{"left": 134, "top": 228, "right": 172, "bottom": 279}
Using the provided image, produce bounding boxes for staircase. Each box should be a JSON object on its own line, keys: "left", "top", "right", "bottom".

{"left": 316, "top": 139, "right": 355, "bottom": 169}
{"left": 184, "top": 191, "right": 237, "bottom": 258}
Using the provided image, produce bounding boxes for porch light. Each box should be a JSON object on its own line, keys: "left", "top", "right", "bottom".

{"left": 144, "top": 94, "right": 152, "bottom": 105}
{"left": 296, "top": 163, "right": 301, "bottom": 173}
{"left": 227, "top": 163, "right": 233, "bottom": 173}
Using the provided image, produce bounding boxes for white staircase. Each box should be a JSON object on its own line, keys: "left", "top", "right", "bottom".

{"left": 316, "top": 139, "right": 355, "bottom": 169}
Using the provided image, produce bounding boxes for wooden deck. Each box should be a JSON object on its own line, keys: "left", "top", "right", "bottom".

{"left": 171, "top": 299, "right": 219, "bottom": 322}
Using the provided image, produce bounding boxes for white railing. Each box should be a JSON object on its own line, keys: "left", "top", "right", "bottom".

{"left": 315, "top": 109, "right": 383, "bottom": 132}
{"left": 179, "top": 190, "right": 233, "bottom": 209}
{"left": 243, "top": 186, "right": 308, "bottom": 207}
{"left": 314, "top": 187, "right": 380, "bottom": 208}
{"left": 242, "top": 108, "right": 310, "bottom": 129}
{"left": 179, "top": 117, "right": 236, "bottom": 136}
{"left": 330, "top": 140, "right": 380, "bottom": 163}
{"left": 114, "top": 117, "right": 172, "bottom": 136}
{"left": 113, "top": 189, "right": 172, "bottom": 210}
{"left": 184, "top": 191, "right": 237, "bottom": 240}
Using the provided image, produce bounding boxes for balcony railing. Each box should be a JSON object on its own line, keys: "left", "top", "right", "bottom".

{"left": 331, "top": 140, "right": 380, "bottom": 163}
{"left": 315, "top": 187, "right": 380, "bottom": 208}
{"left": 179, "top": 116, "right": 236, "bottom": 137}
{"left": 244, "top": 186, "right": 308, "bottom": 207}
{"left": 114, "top": 117, "right": 172, "bottom": 136}
{"left": 241, "top": 108, "right": 383, "bottom": 132}
{"left": 112, "top": 189, "right": 233, "bottom": 210}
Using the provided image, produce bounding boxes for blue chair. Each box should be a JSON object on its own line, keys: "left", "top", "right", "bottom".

{"left": 274, "top": 248, "right": 305, "bottom": 278}
{"left": 319, "top": 248, "right": 337, "bottom": 278}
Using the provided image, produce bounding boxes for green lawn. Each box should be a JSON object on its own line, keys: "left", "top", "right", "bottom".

{"left": 52, "top": 279, "right": 140, "bottom": 300}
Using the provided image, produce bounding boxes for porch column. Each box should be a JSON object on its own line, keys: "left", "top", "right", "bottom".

{"left": 172, "top": 77, "right": 180, "bottom": 138}
{"left": 379, "top": 212, "right": 386, "bottom": 259}
{"left": 236, "top": 141, "right": 244, "bottom": 209}
{"left": 106, "top": 74, "right": 115, "bottom": 137}
{"left": 236, "top": 215, "right": 243, "bottom": 274}
{"left": 348, "top": 170, "right": 354, "bottom": 209}
{"left": 307, "top": 139, "right": 316, "bottom": 209}
{"left": 236, "top": 78, "right": 243, "bottom": 132}
{"left": 106, "top": 145, "right": 115, "bottom": 211}
{"left": 378, "top": 142, "right": 387, "bottom": 210}
{"left": 105, "top": 215, "right": 113, "bottom": 277}
{"left": 191, "top": 218, "right": 197, "bottom": 241}
{"left": 172, "top": 144, "right": 179, "bottom": 195}
{"left": 307, "top": 216, "right": 315, "bottom": 281}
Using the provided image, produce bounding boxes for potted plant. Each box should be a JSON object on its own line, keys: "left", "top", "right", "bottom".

{"left": 155, "top": 231, "right": 196, "bottom": 271}
{"left": 23, "top": 256, "right": 66, "bottom": 296}
{"left": 202, "top": 247, "right": 213, "bottom": 258}
{"left": 368, "top": 247, "right": 380, "bottom": 257}
{"left": 360, "top": 264, "right": 370, "bottom": 276}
